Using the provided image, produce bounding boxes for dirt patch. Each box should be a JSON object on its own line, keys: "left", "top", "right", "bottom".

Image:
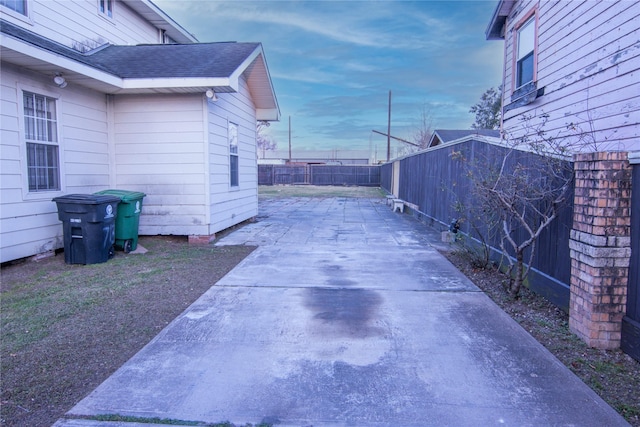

{"left": 0, "top": 236, "right": 255, "bottom": 427}
{"left": 442, "top": 248, "right": 640, "bottom": 426}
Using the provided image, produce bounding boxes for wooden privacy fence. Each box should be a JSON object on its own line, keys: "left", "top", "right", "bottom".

{"left": 257, "top": 144, "right": 638, "bottom": 358}
{"left": 381, "top": 138, "right": 574, "bottom": 309}
{"left": 382, "top": 142, "right": 638, "bottom": 359}
{"left": 622, "top": 155, "right": 640, "bottom": 360}
{"left": 259, "top": 165, "right": 380, "bottom": 187}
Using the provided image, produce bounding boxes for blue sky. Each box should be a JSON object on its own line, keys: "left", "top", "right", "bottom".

{"left": 154, "top": 0, "right": 504, "bottom": 154}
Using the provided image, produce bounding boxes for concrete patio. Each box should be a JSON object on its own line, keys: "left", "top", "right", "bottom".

{"left": 54, "top": 196, "right": 628, "bottom": 426}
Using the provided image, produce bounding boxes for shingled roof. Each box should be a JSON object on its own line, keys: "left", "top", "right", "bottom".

{"left": 1, "top": 19, "right": 260, "bottom": 79}
{"left": 1, "top": 19, "right": 279, "bottom": 119}
{"left": 88, "top": 42, "right": 261, "bottom": 79}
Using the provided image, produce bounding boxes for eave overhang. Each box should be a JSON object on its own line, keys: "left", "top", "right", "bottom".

{"left": 1, "top": 26, "right": 280, "bottom": 121}
{"left": 486, "top": 0, "right": 515, "bottom": 40}
{"left": 121, "top": 0, "right": 198, "bottom": 43}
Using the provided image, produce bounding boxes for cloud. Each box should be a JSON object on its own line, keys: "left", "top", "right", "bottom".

{"left": 154, "top": 0, "right": 503, "bottom": 152}
{"left": 179, "top": 1, "right": 452, "bottom": 51}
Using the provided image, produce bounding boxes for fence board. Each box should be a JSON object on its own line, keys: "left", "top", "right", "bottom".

{"left": 395, "top": 139, "right": 573, "bottom": 308}
{"left": 622, "top": 163, "right": 640, "bottom": 361}
{"left": 259, "top": 165, "right": 380, "bottom": 187}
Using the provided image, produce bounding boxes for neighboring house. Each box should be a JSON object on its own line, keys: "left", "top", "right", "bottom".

{"left": 486, "top": 0, "right": 639, "bottom": 152}
{"left": 486, "top": 1, "right": 640, "bottom": 357}
{"left": 427, "top": 129, "right": 500, "bottom": 148}
{"left": 0, "top": 0, "right": 279, "bottom": 263}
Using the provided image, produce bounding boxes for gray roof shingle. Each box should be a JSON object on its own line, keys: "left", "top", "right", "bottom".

{"left": 1, "top": 19, "right": 260, "bottom": 79}
{"left": 88, "top": 42, "right": 260, "bottom": 78}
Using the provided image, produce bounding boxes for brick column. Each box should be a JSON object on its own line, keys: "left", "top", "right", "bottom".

{"left": 569, "top": 152, "right": 631, "bottom": 349}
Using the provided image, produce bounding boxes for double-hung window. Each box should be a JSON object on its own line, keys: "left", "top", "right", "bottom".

{"left": 515, "top": 16, "right": 535, "bottom": 89}
{"left": 99, "top": 0, "right": 113, "bottom": 18}
{"left": 23, "top": 92, "right": 60, "bottom": 192}
{"left": 229, "top": 122, "right": 239, "bottom": 187}
{"left": 0, "top": 0, "right": 27, "bottom": 15}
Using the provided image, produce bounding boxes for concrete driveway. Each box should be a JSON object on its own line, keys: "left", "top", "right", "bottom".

{"left": 55, "top": 196, "right": 628, "bottom": 426}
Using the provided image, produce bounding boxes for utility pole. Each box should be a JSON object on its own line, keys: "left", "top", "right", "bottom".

{"left": 387, "top": 90, "right": 391, "bottom": 162}
{"left": 288, "top": 115, "right": 292, "bottom": 163}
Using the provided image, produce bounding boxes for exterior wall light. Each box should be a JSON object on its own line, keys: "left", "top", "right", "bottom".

{"left": 205, "top": 88, "right": 218, "bottom": 101}
{"left": 54, "top": 74, "right": 67, "bottom": 88}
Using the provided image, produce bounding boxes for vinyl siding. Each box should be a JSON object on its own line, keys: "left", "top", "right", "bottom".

{"left": 1, "top": 1, "right": 269, "bottom": 261}
{"left": 501, "top": 0, "right": 640, "bottom": 152}
{"left": 0, "top": 64, "right": 109, "bottom": 263}
{"left": 207, "top": 75, "right": 258, "bottom": 234}
{"left": 112, "top": 94, "right": 209, "bottom": 236}
{"left": 1, "top": 0, "right": 161, "bottom": 51}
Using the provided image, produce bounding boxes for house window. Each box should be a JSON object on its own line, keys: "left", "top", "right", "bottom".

{"left": 160, "top": 30, "right": 176, "bottom": 44}
{"left": 229, "top": 122, "right": 239, "bottom": 187}
{"left": 23, "top": 92, "right": 60, "bottom": 191}
{"left": 0, "top": 0, "right": 27, "bottom": 15}
{"left": 515, "top": 16, "right": 535, "bottom": 88}
{"left": 98, "top": 0, "right": 113, "bottom": 18}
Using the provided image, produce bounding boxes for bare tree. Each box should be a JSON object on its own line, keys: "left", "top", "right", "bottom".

{"left": 453, "top": 113, "right": 574, "bottom": 297}
{"left": 72, "top": 37, "right": 107, "bottom": 53}
{"left": 257, "top": 121, "right": 277, "bottom": 158}
{"left": 411, "top": 104, "right": 434, "bottom": 150}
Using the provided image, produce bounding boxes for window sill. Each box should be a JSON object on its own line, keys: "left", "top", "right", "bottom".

{"left": 24, "top": 189, "right": 65, "bottom": 202}
{"left": 505, "top": 82, "right": 545, "bottom": 113}
{"left": 1, "top": 6, "right": 34, "bottom": 25}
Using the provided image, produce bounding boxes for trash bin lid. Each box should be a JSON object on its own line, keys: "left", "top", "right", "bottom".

{"left": 53, "top": 194, "right": 121, "bottom": 205}
{"left": 95, "top": 189, "right": 146, "bottom": 202}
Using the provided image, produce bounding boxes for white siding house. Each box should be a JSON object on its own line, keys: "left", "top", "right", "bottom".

{"left": 0, "top": 0, "right": 279, "bottom": 263}
{"left": 486, "top": 0, "right": 639, "bottom": 152}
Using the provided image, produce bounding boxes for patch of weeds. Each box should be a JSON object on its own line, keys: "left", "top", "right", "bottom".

{"left": 536, "top": 318, "right": 552, "bottom": 328}
{"left": 618, "top": 404, "right": 640, "bottom": 420}
{"left": 592, "top": 360, "right": 625, "bottom": 374}
{"left": 589, "top": 378, "right": 605, "bottom": 391}
{"left": 74, "top": 414, "right": 273, "bottom": 427}
{"left": 82, "top": 414, "right": 201, "bottom": 425}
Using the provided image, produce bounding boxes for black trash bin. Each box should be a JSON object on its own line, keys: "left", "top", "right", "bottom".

{"left": 52, "top": 194, "right": 121, "bottom": 264}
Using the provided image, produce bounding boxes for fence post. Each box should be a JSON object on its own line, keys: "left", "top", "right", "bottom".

{"left": 569, "top": 151, "right": 632, "bottom": 349}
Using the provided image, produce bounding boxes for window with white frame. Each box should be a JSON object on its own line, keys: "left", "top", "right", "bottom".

{"left": 229, "top": 122, "right": 239, "bottom": 187}
{"left": 0, "top": 0, "right": 27, "bottom": 15}
{"left": 160, "top": 30, "right": 177, "bottom": 44}
{"left": 23, "top": 91, "right": 60, "bottom": 192}
{"left": 515, "top": 16, "right": 535, "bottom": 89}
{"left": 98, "top": 0, "right": 113, "bottom": 18}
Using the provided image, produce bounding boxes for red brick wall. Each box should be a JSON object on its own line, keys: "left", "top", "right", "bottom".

{"left": 569, "top": 152, "right": 632, "bottom": 349}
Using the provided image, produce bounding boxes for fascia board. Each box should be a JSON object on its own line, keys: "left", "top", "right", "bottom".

{"left": 120, "top": 77, "right": 232, "bottom": 90}
{"left": 231, "top": 44, "right": 280, "bottom": 114}
{"left": 256, "top": 108, "right": 280, "bottom": 122}
{"left": 229, "top": 44, "right": 263, "bottom": 84}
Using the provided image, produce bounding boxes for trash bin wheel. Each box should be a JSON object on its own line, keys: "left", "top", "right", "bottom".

{"left": 109, "top": 245, "right": 115, "bottom": 259}
{"left": 123, "top": 239, "right": 133, "bottom": 253}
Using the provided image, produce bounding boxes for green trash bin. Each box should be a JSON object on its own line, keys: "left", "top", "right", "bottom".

{"left": 95, "top": 189, "right": 146, "bottom": 253}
